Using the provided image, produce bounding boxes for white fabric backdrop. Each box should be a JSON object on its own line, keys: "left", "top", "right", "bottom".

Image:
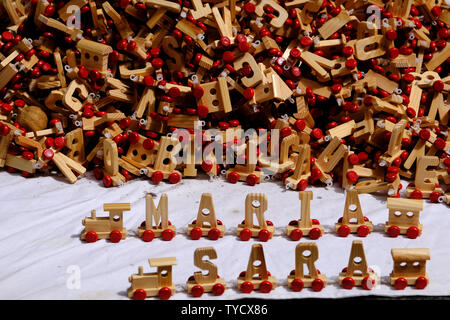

{"left": 0, "top": 171, "right": 448, "bottom": 300}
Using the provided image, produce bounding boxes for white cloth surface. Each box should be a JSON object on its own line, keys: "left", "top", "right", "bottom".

{"left": 0, "top": 171, "right": 448, "bottom": 300}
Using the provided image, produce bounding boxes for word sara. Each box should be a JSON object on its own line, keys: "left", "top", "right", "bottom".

{"left": 127, "top": 242, "right": 430, "bottom": 300}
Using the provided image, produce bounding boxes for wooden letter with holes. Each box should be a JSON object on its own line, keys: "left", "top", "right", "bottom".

{"left": 288, "top": 243, "right": 327, "bottom": 292}
{"left": 339, "top": 240, "right": 377, "bottom": 289}
{"left": 188, "top": 193, "right": 225, "bottom": 240}
{"left": 237, "top": 244, "right": 276, "bottom": 293}
{"left": 335, "top": 189, "right": 373, "bottom": 237}
{"left": 237, "top": 194, "right": 274, "bottom": 241}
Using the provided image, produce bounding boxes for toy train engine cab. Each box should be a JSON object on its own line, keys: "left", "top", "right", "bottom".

{"left": 128, "top": 257, "right": 178, "bottom": 300}
{"left": 385, "top": 198, "right": 424, "bottom": 239}
{"left": 390, "top": 248, "right": 430, "bottom": 290}
{"left": 237, "top": 193, "right": 274, "bottom": 242}
{"left": 81, "top": 203, "right": 130, "bottom": 243}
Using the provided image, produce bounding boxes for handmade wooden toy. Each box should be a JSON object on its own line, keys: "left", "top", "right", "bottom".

{"left": 339, "top": 240, "right": 378, "bottom": 290}
{"left": 138, "top": 194, "right": 176, "bottom": 242}
{"left": 237, "top": 244, "right": 276, "bottom": 294}
{"left": 385, "top": 198, "right": 424, "bottom": 239}
{"left": 288, "top": 243, "right": 327, "bottom": 292}
{"left": 127, "top": 257, "right": 177, "bottom": 300}
{"left": 335, "top": 189, "right": 373, "bottom": 237}
{"left": 237, "top": 193, "right": 274, "bottom": 242}
{"left": 81, "top": 203, "right": 130, "bottom": 243}
{"left": 406, "top": 156, "right": 444, "bottom": 199}
{"left": 286, "top": 191, "right": 324, "bottom": 240}
{"left": 186, "top": 247, "right": 226, "bottom": 297}
{"left": 188, "top": 193, "right": 225, "bottom": 240}
{"left": 390, "top": 248, "right": 430, "bottom": 290}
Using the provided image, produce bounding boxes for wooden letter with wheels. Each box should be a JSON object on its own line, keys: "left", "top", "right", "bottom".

{"left": 188, "top": 193, "right": 225, "bottom": 240}
{"left": 335, "top": 189, "right": 373, "bottom": 237}
{"left": 288, "top": 243, "right": 327, "bottom": 292}
{"left": 339, "top": 240, "right": 378, "bottom": 290}
{"left": 81, "top": 203, "right": 130, "bottom": 243}
{"left": 237, "top": 194, "right": 274, "bottom": 242}
{"left": 385, "top": 198, "right": 424, "bottom": 239}
{"left": 127, "top": 257, "right": 177, "bottom": 300}
{"left": 390, "top": 248, "right": 430, "bottom": 290}
{"left": 406, "top": 156, "right": 443, "bottom": 199}
{"left": 285, "top": 144, "right": 311, "bottom": 190}
{"left": 138, "top": 194, "right": 176, "bottom": 242}
{"left": 286, "top": 191, "right": 324, "bottom": 241}
{"left": 187, "top": 247, "right": 226, "bottom": 297}
{"left": 237, "top": 244, "right": 276, "bottom": 294}
{"left": 146, "top": 136, "right": 182, "bottom": 184}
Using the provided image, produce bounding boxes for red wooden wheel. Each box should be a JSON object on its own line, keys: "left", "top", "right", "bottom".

{"left": 341, "top": 277, "right": 355, "bottom": 289}
{"left": 291, "top": 278, "right": 304, "bottom": 292}
{"left": 132, "top": 289, "right": 146, "bottom": 300}
{"left": 142, "top": 229, "right": 155, "bottom": 242}
{"left": 387, "top": 225, "right": 400, "bottom": 237}
{"left": 191, "top": 285, "right": 204, "bottom": 297}
{"left": 246, "top": 174, "right": 258, "bottom": 186}
{"left": 338, "top": 217, "right": 343, "bottom": 223}
{"left": 394, "top": 277, "right": 408, "bottom": 290}
{"left": 410, "top": 189, "right": 423, "bottom": 199}
{"left": 312, "top": 219, "right": 320, "bottom": 225}
{"left": 288, "top": 220, "right": 298, "bottom": 226}
{"left": 188, "top": 275, "right": 195, "bottom": 282}
{"left": 159, "top": 287, "right": 172, "bottom": 300}
{"left": 266, "top": 220, "right": 273, "bottom": 226}
{"left": 309, "top": 227, "right": 322, "bottom": 240}
{"left": 258, "top": 229, "right": 271, "bottom": 242}
{"left": 406, "top": 226, "right": 420, "bottom": 239}
{"left": 311, "top": 278, "right": 324, "bottom": 292}
{"left": 415, "top": 276, "right": 428, "bottom": 289}
{"left": 227, "top": 171, "right": 240, "bottom": 183}
{"left": 337, "top": 225, "right": 351, "bottom": 237}
{"left": 240, "top": 228, "right": 252, "bottom": 241}
{"left": 208, "top": 228, "right": 221, "bottom": 240}
{"left": 109, "top": 230, "right": 122, "bottom": 243}
{"left": 259, "top": 280, "right": 273, "bottom": 293}
{"left": 362, "top": 276, "right": 375, "bottom": 290}
{"left": 239, "top": 271, "right": 246, "bottom": 278}
{"left": 212, "top": 283, "right": 225, "bottom": 296}
{"left": 162, "top": 228, "right": 174, "bottom": 241}
{"left": 168, "top": 172, "right": 181, "bottom": 184}
{"left": 240, "top": 281, "right": 254, "bottom": 293}
{"left": 85, "top": 231, "right": 98, "bottom": 243}
{"left": 290, "top": 228, "right": 302, "bottom": 241}
{"left": 190, "top": 227, "right": 202, "bottom": 240}
{"left": 357, "top": 225, "right": 370, "bottom": 237}
{"left": 289, "top": 269, "right": 296, "bottom": 276}
{"left": 151, "top": 171, "right": 164, "bottom": 184}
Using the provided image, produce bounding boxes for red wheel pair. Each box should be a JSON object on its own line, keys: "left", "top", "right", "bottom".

{"left": 191, "top": 283, "right": 225, "bottom": 297}
{"left": 227, "top": 172, "right": 259, "bottom": 185}
{"left": 85, "top": 230, "right": 122, "bottom": 243}
{"left": 341, "top": 276, "right": 375, "bottom": 290}
{"left": 142, "top": 228, "right": 174, "bottom": 242}
{"left": 337, "top": 224, "right": 370, "bottom": 237}
{"left": 239, "top": 228, "right": 272, "bottom": 241}
{"left": 394, "top": 277, "right": 427, "bottom": 290}
{"left": 190, "top": 227, "right": 221, "bottom": 240}
{"left": 291, "top": 278, "right": 324, "bottom": 292}
{"left": 289, "top": 227, "right": 322, "bottom": 241}
{"left": 240, "top": 280, "right": 272, "bottom": 293}
{"left": 132, "top": 287, "right": 172, "bottom": 300}
{"left": 387, "top": 225, "right": 420, "bottom": 239}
